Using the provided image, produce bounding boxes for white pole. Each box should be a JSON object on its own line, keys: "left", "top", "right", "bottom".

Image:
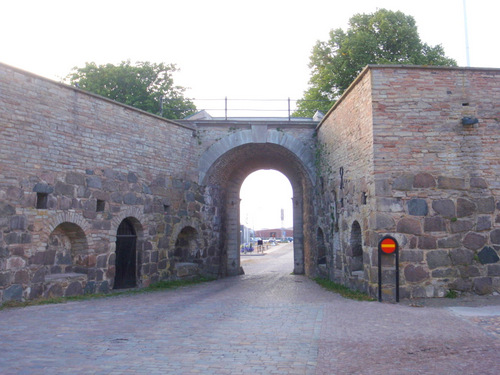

{"left": 463, "top": 0, "right": 471, "bottom": 67}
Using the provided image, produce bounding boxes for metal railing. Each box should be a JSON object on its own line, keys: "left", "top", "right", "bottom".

{"left": 162, "top": 97, "right": 332, "bottom": 120}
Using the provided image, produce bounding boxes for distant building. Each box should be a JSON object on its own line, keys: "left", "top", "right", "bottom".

{"left": 254, "top": 228, "right": 293, "bottom": 240}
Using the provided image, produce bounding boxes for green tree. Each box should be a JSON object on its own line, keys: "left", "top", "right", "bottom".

{"left": 294, "top": 9, "right": 457, "bottom": 117}
{"left": 66, "top": 61, "right": 196, "bottom": 119}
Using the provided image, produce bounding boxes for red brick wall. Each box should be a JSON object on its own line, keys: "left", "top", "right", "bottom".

{"left": 371, "top": 66, "right": 500, "bottom": 178}
{"left": 0, "top": 63, "right": 220, "bottom": 302}
{"left": 370, "top": 66, "right": 500, "bottom": 298}
{"left": 0, "top": 63, "right": 197, "bottom": 181}
{"left": 318, "top": 66, "right": 500, "bottom": 299}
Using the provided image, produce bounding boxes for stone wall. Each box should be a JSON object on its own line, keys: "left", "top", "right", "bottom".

{"left": 2, "top": 62, "right": 499, "bottom": 304}
{"left": 316, "top": 69, "right": 375, "bottom": 287}
{"left": 317, "top": 65, "right": 500, "bottom": 299}
{"left": 180, "top": 120, "right": 317, "bottom": 277}
{"left": 370, "top": 66, "right": 500, "bottom": 298}
{"left": 0, "top": 63, "right": 222, "bottom": 302}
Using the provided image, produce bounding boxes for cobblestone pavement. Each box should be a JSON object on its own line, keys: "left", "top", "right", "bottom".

{"left": 1, "top": 243, "right": 499, "bottom": 374}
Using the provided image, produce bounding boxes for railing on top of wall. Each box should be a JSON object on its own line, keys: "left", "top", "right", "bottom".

{"left": 163, "top": 97, "right": 332, "bottom": 121}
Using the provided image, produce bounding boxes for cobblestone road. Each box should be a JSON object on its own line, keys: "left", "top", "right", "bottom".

{"left": 1, "top": 243, "right": 499, "bottom": 374}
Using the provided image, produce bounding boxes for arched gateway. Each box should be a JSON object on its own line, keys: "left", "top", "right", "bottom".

{"left": 2, "top": 63, "right": 500, "bottom": 304}
{"left": 196, "top": 123, "right": 317, "bottom": 276}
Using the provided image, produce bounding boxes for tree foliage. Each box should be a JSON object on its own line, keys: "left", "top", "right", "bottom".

{"left": 294, "top": 9, "right": 457, "bottom": 117}
{"left": 66, "top": 61, "right": 196, "bottom": 119}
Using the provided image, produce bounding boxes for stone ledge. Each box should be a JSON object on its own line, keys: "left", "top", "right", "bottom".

{"left": 44, "top": 273, "right": 87, "bottom": 282}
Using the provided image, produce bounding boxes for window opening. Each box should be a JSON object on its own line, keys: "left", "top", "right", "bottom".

{"left": 96, "top": 199, "right": 105, "bottom": 212}
{"left": 36, "top": 193, "right": 48, "bottom": 209}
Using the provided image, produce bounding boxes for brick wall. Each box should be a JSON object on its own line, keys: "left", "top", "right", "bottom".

{"left": 318, "top": 65, "right": 500, "bottom": 299}
{"left": 370, "top": 66, "right": 500, "bottom": 298}
{"left": 0, "top": 63, "right": 197, "bottom": 180}
{"left": 316, "top": 69, "right": 375, "bottom": 287}
{"left": 2, "top": 61, "right": 499, "bottom": 303}
{"left": 0, "top": 63, "right": 222, "bottom": 302}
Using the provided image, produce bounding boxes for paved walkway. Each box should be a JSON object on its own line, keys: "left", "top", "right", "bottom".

{"left": 1, "top": 243, "right": 498, "bottom": 374}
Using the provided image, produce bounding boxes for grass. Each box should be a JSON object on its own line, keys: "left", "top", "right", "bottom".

{"left": 445, "top": 289, "right": 458, "bottom": 299}
{"left": 0, "top": 277, "right": 215, "bottom": 311}
{"left": 314, "top": 277, "right": 375, "bottom": 301}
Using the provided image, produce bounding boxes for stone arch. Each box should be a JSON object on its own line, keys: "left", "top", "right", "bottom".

{"left": 44, "top": 222, "right": 89, "bottom": 273}
{"left": 110, "top": 207, "right": 146, "bottom": 241}
{"left": 42, "top": 211, "right": 94, "bottom": 250}
{"left": 198, "top": 129, "right": 316, "bottom": 185}
{"left": 170, "top": 218, "right": 202, "bottom": 246}
{"left": 349, "top": 221, "right": 363, "bottom": 273}
{"left": 200, "top": 137, "right": 315, "bottom": 277}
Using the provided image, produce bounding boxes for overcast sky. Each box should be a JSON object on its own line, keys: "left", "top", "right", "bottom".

{"left": 2, "top": 0, "right": 498, "bottom": 230}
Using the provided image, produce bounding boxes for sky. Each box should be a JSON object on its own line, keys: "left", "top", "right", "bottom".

{"left": 240, "top": 170, "right": 293, "bottom": 230}
{"left": 2, "top": 0, "right": 499, "bottom": 230}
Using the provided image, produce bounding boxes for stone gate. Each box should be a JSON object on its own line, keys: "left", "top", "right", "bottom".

{"left": 181, "top": 118, "right": 318, "bottom": 276}
{"left": 0, "top": 62, "right": 499, "bottom": 302}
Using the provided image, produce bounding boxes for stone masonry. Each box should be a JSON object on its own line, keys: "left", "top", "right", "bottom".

{"left": 1, "top": 62, "right": 499, "bottom": 303}
{"left": 317, "top": 65, "right": 500, "bottom": 299}
{"left": 0, "top": 63, "right": 222, "bottom": 302}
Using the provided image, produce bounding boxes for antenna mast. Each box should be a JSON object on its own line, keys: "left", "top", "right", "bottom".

{"left": 463, "top": 0, "right": 471, "bottom": 66}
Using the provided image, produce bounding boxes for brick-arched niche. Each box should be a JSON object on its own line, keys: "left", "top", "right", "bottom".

{"left": 201, "top": 141, "right": 315, "bottom": 277}
{"left": 46, "top": 222, "right": 89, "bottom": 273}
{"left": 30, "top": 222, "right": 90, "bottom": 300}
{"left": 170, "top": 226, "right": 204, "bottom": 280}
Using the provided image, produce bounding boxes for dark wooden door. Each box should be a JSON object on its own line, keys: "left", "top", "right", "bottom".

{"left": 114, "top": 219, "right": 137, "bottom": 289}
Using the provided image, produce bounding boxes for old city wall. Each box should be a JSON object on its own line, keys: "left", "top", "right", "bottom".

{"left": 0, "top": 64, "right": 222, "bottom": 302}
{"left": 2, "top": 62, "right": 499, "bottom": 304}
{"left": 370, "top": 66, "right": 500, "bottom": 298}
{"left": 318, "top": 66, "right": 500, "bottom": 299}
{"left": 316, "top": 70, "right": 376, "bottom": 288}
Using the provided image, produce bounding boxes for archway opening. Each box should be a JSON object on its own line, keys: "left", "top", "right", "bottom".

{"left": 239, "top": 170, "right": 294, "bottom": 274}
{"left": 114, "top": 218, "right": 137, "bottom": 289}
{"left": 202, "top": 140, "right": 315, "bottom": 277}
